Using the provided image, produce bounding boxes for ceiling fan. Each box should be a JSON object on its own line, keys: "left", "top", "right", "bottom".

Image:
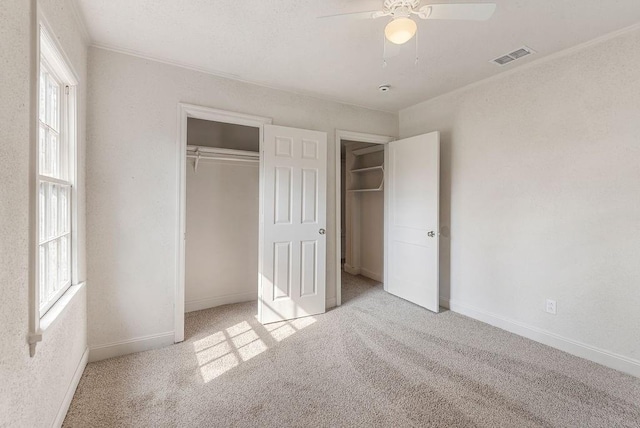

{"left": 320, "top": 1, "right": 497, "bottom": 45}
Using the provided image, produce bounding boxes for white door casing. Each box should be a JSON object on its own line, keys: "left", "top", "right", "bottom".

{"left": 384, "top": 132, "right": 440, "bottom": 312}
{"left": 260, "top": 125, "right": 327, "bottom": 324}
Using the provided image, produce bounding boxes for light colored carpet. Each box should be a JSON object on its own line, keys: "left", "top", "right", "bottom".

{"left": 65, "top": 273, "right": 640, "bottom": 427}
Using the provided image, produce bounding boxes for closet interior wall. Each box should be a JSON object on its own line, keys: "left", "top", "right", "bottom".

{"left": 343, "top": 142, "right": 384, "bottom": 282}
{"left": 185, "top": 119, "right": 259, "bottom": 312}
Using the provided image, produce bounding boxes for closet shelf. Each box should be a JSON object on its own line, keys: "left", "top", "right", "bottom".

{"left": 352, "top": 145, "right": 384, "bottom": 156}
{"left": 347, "top": 144, "right": 384, "bottom": 192}
{"left": 350, "top": 165, "right": 384, "bottom": 173}
{"left": 348, "top": 180, "right": 384, "bottom": 193}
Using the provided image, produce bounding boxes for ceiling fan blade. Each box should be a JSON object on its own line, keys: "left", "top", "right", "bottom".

{"left": 317, "top": 10, "right": 382, "bottom": 20}
{"left": 419, "top": 3, "right": 497, "bottom": 21}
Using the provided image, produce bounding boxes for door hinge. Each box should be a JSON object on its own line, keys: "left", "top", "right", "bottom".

{"left": 65, "top": 85, "right": 70, "bottom": 95}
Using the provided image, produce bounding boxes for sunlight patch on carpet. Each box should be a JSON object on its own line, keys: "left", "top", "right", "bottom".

{"left": 195, "top": 317, "right": 316, "bottom": 382}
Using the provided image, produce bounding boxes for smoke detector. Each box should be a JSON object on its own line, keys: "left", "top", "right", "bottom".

{"left": 378, "top": 84, "right": 391, "bottom": 92}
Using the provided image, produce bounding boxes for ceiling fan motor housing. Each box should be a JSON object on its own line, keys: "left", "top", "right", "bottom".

{"left": 384, "top": 0, "right": 421, "bottom": 10}
{"left": 381, "top": 0, "right": 430, "bottom": 20}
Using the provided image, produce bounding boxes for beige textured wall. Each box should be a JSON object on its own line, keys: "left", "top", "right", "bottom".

{"left": 185, "top": 160, "right": 259, "bottom": 310}
{"left": 400, "top": 27, "right": 640, "bottom": 368}
{"left": 86, "top": 47, "right": 398, "bottom": 352}
{"left": 0, "top": 0, "right": 87, "bottom": 426}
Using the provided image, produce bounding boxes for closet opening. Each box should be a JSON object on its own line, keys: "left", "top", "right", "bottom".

{"left": 335, "top": 131, "right": 394, "bottom": 306}
{"left": 177, "top": 104, "right": 333, "bottom": 341}
{"left": 176, "top": 105, "right": 273, "bottom": 342}
{"left": 184, "top": 118, "right": 260, "bottom": 314}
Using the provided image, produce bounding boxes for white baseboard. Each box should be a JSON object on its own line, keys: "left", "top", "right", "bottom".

{"left": 344, "top": 264, "right": 360, "bottom": 275}
{"left": 185, "top": 291, "right": 258, "bottom": 313}
{"left": 53, "top": 347, "right": 88, "bottom": 427}
{"left": 89, "top": 331, "right": 175, "bottom": 362}
{"left": 447, "top": 299, "right": 640, "bottom": 378}
{"left": 360, "top": 267, "right": 382, "bottom": 282}
{"left": 326, "top": 296, "right": 337, "bottom": 309}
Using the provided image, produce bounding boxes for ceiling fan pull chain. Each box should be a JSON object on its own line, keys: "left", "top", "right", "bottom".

{"left": 382, "top": 33, "right": 388, "bottom": 68}
{"left": 415, "top": 28, "right": 419, "bottom": 66}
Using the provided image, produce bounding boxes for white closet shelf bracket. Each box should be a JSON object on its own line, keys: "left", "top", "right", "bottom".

{"left": 192, "top": 147, "right": 201, "bottom": 172}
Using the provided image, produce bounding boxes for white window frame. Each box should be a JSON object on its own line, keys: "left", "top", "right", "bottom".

{"left": 38, "top": 62, "right": 71, "bottom": 316}
{"left": 29, "top": 20, "right": 79, "bottom": 356}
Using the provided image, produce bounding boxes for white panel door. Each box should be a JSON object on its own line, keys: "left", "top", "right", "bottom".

{"left": 385, "top": 132, "right": 440, "bottom": 312}
{"left": 260, "top": 124, "right": 327, "bottom": 324}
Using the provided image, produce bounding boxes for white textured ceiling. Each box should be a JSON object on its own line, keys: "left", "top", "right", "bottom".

{"left": 75, "top": 0, "right": 640, "bottom": 112}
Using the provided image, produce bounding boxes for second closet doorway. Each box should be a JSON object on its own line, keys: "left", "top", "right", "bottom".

{"left": 343, "top": 141, "right": 385, "bottom": 281}
{"left": 336, "top": 131, "right": 394, "bottom": 306}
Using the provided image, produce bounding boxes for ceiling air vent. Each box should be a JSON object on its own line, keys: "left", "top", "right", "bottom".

{"left": 491, "top": 46, "right": 536, "bottom": 66}
{"left": 494, "top": 55, "right": 515, "bottom": 65}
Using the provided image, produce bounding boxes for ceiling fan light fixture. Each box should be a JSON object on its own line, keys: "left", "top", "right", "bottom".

{"left": 384, "top": 17, "right": 417, "bottom": 45}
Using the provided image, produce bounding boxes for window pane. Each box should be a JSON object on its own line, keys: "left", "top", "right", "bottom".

{"left": 39, "top": 125, "right": 47, "bottom": 175}
{"left": 44, "top": 130, "right": 51, "bottom": 177}
{"left": 46, "top": 74, "right": 60, "bottom": 130}
{"left": 39, "top": 70, "right": 46, "bottom": 123}
{"left": 39, "top": 182, "right": 46, "bottom": 242}
{"left": 59, "top": 236, "right": 69, "bottom": 285}
{"left": 59, "top": 186, "right": 69, "bottom": 234}
{"left": 48, "top": 240, "right": 58, "bottom": 300}
{"left": 51, "top": 81, "right": 59, "bottom": 130}
{"left": 58, "top": 133, "right": 67, "bottom": 181}
{"left": 49, "top": 131, "right": 59, "bottom": 178}
{"left": 48, "top": 183, "right": 58, "bottom": 239}
{"left": 39, "top": 245, "right": 47, "bottom": 307}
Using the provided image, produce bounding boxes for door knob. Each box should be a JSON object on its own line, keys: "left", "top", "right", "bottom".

{"left": 427, "top": 231, "right": 435, "bottom": 237}
{"left": 319, "top": 228, "right": 326, "bottom": 235}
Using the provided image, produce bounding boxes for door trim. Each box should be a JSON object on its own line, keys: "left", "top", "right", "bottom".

{"left": 334, "top": 130, "right": 395, "bottom": 306}
{"left": 175, "top": 103, "right": 272, "bottom": 343}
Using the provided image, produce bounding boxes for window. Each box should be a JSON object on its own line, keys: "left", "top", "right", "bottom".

{"left": 37, "top": 26, "right": 77, "bottom": 316}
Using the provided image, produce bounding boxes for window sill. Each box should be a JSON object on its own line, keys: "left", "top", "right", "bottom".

{"left": 40, "top": 281, "right": 85, "bottom": 332}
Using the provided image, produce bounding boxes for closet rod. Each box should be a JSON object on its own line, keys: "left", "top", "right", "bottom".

{"left": 187, "top": 145, "right": 259, "bottom": 172}
{"left": 187, "top": 145, "right": 259, "bottom": 157}
{"left": 186, "top": 153, "right": 259, "bottom": 162}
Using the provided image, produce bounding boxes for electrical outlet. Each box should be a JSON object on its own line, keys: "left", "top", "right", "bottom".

{"left": 545, "top": 299, "right": 557, "bottom": 315}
